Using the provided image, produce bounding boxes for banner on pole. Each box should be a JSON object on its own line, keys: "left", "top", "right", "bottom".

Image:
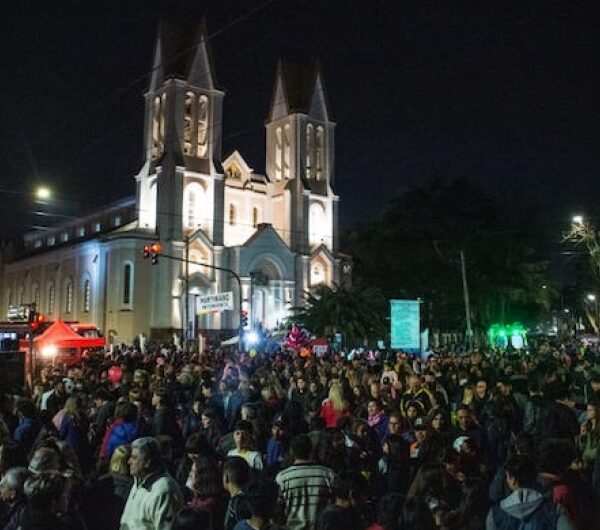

{"left": 196, "top": 292, "right": 234, "bottom": 313}
{"left": 390, "top": 299, "right": 420, "bottom": 351}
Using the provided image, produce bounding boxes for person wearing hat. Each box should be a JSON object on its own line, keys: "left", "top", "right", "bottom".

{"left": 227, "top": 421, "right": 263, "bottom": 471}
{"left": 266, "top": 418, "right": 288, "bottom": 475}
{"left": 408, "top": 417, "right": 428, "bottom": 475}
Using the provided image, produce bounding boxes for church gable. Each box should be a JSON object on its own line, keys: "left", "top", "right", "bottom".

{"left": 239, "top": 224, "right": 295, "bottom": 280}
{"left": 223, "top": 150, "right": 253, "bottom": 182}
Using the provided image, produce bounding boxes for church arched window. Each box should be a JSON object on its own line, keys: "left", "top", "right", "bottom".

{"left": 65, "top": 280, "right": 73, "bottom": 313}
{"left": 197, "top": 95, "right": 208, "bottom": 158}
{"left": 229, "top": 204, "right": 236, "bottom": 226}
{"left": 32, "top": 283, "right": 40, "bottom": 310}
{"left": 309, "top": 202, "right": 327, "bottom": 246}
{"left": 306, "top": 124, "right": 314, "bottom": 179}
{"left": 83, "top": 278, "right": 91, "bottom": 312}
{"left": 47, "top": 283, "right": 55, "bottom": 314}
{"left": 316, "top": 126, "right": 324, "bottom": 180}
{"left": 183, "top": 182, "right": 204, "bottom": 229}
{"left": 151, "top": 94, "right": 166, "bottom": 160}
{"left": 283, "top": 124, "right": 291, "bottom": 178}
{"left": 275, "top": 127, "right": 283, "bottom": 180}
{"left": 183, "top": 91, "right": 194, "bottom": 155}
{"left": 123, "top": 263, "right": 133, "bottom": 306}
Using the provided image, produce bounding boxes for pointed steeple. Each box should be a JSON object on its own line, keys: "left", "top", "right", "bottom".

{"left": 147, "top": 20, "right": 218, "bottom": 91}
{"left": 308, "top": 68, "right": 330, "bottom": 121}
{"left": 269, "top": 60, "right": 289, "bottom": 121}
{"left": 148, "top": 29, "right": 165, "bottom": 93}
{"left": 187, "top": 19, "right": 216, "bottom": 90}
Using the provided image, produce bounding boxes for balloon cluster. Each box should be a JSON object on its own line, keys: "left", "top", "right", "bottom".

{"left": 284, "top": 325, "right": 311, "bottom": 352}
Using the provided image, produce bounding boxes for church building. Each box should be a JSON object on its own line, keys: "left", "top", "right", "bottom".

{"left": 0, "top": 22, "right": 347, "bottom": 344}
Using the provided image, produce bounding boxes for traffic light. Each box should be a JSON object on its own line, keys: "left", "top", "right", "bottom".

{"left": 29, "top": 311, "right": 46, "bottom": 332}
{"left": 240, "top": 310, "right": 248, "bottom": 328}
{"left": 143, "top": 242, "right": 162, "bottom": 264}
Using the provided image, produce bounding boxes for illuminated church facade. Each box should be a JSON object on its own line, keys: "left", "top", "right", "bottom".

{"left": 0, "top": 23, "right": 347, "bottom": 344}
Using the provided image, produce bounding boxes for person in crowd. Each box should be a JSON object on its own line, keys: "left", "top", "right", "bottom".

{"left": 58, "top": 395, "right": 92, "bottom": 474}
{"left": 400, "top": 375, "right": 433, "bottom": 416}
{"left": 275, "top": 434, "right": 335, "bottom": 530}
{"left": 20, "top": 471, "right": 69, "bottom": 530}
{"left": 199, "top": 408, "right": 223, "bottom": 451}
{"left": 0, "top": 466, "right": 29, "bottom": 530}
{"left": 152, "top": 387, "right": 182, "bottom": 448}
{"left": 320, "top": 385, "right": 349, "bottom": 428}
{"left": 90, "top": 388, "right": 115, "bottom": 447}
{"left": 120, "top": 437, "right": 183, "bottom": 530}
{"left": 486, "top": 454, "right": 575, "bottom": 530}
{"left": 99, "top": 401, "right": 138, "bottom": 462}
{"left": 227, "top": 420, "right": 263, "bottom": 471}
{"left": 85, "top": 444, "right": 133, "bottom": 530}
{"left": 223, "top": 457, "right": 252, "bottom": 530}
{"left": 186, "top": 455, "right": 226, "bottom": 530}
{"left": 580, "top": 401, "right": 600, "bottom": 467}
{"left": 13, "top": 400, "right": 40, "bottom": 457}
{"left": 233, "top": 479, "right": 282, "bottom": 530}
{"left": 315, "top": 470, "right": 369, "bottom": 530}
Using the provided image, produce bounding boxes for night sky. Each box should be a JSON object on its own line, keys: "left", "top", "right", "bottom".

{"left": 1, "top": 0, "right": 600, "bottom": 238}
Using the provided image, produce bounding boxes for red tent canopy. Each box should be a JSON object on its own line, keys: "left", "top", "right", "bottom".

{"left": 34, "top": 319, "right": 92, "bottom": 349}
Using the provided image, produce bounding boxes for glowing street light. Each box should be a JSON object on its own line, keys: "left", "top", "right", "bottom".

{"left": 36, "top": 187, "right": 51, "bottom": 200}
{"left": 587, "top": 293, "right": 597, "bottom": 302}
{"left": 572, "top": 215, "right": 584, "bottom": 225}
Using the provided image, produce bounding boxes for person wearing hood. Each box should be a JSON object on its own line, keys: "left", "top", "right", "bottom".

{"left": 486, "top": 454, "right": 575, "bottom": 530}
{"left": 100, "top": 402, "right": 140, "bottom": 461}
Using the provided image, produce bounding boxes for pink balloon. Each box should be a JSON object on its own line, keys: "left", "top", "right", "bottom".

{"left": 108, "top": 365, "right": 123, "bottom": 384}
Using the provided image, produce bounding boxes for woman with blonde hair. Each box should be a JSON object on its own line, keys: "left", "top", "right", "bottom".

{"left": 320, "top": 384, "right": 349, "bottom": 428}
{"left": 58, "top": 395, "right": 92, "bottom": 474}
{"left": 87, "top": 444, "right": 133, "bottom": 530}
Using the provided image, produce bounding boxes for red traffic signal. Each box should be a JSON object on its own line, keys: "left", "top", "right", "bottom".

{"left": 143, "top": 242, "right": 162, "bottom": 264}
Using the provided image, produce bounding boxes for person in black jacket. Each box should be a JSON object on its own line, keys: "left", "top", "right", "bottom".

{"left": 0, "top": 467, "right": 29, "bottom": 530}
{"left": 20, "top": 472, "right": 69, "bottom": 530}
{"left": 152, "top": 387, "right": 182, "bottom": 450}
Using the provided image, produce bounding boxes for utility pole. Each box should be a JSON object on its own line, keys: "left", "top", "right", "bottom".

{"left": 460, "top": 250, "right": 473, "bottom": 350}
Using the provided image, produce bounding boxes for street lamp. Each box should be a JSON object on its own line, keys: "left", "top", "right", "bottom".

{"left": 35, "top": 187, "right": 51, "bottom": 201}
{"left": 587, "top": 293, "right": 596, "bottom": 302}
{"left": 572, "top": 215, "right": 584, "bottom": 225}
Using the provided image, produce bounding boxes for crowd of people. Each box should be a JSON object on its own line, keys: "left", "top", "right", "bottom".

{"left": 0, "top": 339, "right": 600, "bottom": 530}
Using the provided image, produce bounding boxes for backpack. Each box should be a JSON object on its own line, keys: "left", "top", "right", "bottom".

{"left": 491, "top": 499, "right": 558, "bottom": 530}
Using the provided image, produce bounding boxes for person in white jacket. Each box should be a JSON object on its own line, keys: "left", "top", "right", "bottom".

{"left": 120, "top": 437, "right": 183, "bottom": 530}
{"left": 486, "top": 454, "right": 575, "bottom": 530}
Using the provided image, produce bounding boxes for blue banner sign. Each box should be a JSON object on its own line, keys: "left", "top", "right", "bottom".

{"left": 390, "top": 299, "right": 420, "bottom": 351}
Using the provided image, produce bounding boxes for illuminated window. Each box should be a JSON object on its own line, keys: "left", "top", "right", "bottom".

{"left": 34, "top": 239, "right": 42, "bottom": 248}
{"left": 33, "top": 284, "right": 40, "bottom": 310}
{"left": 65, "top": 281, "right": 73, "bottom": 313}
{"left": 306, "top": 124, "right": 314, "bottom": 179}
{"left": 226, "top": 163, "right": 241, "bottom": 180}
{"left": 61, "top": 232, "right": 69, "bottom": 242}
{"left": 123, "top": 263, "right": 133, "bottom": 306}
{"left": 48, "top": 284, "right": 55, "bottom": 314}
{"left": 48, "top": 236, "right": 55, "bottom": 246}
{"left": 187, "top": 189, "right": 196, "bottom": 228}
{"left": 77, "top": 227, "right": 85, "bottom": 238}
{"left": 94, "top": 223, "right": 101, "bottom": 233}
{"left": 316, "top": 126, "right": 324, "bottom": 180}
{"left": 283, "top": 124, "right": 291, "bottom": 178}
{"left": 197, "top": 95, "right": 208, "bottom": 158}
{"left": 275, "top": 127, "right": 282, "bottom": 180}
{"left": 228, "top": 204, "right": 236, "bottom": 226}
{"left": 309, "top": 202, "right": 327, "bottom": 245}
{"left": 151, "top": 93, "right": 166, "bottom": 159}
{"left": 83, "top": 279, "right": 91, "bottom": 312}
{"left": 113, "top": 216, "right": 122, "bottom": 227}
{"left": 252, "top": 207, "right": 259, "bottom": 228}
{"left": 183, "top": 91, "right": 194, "bottom": 155}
